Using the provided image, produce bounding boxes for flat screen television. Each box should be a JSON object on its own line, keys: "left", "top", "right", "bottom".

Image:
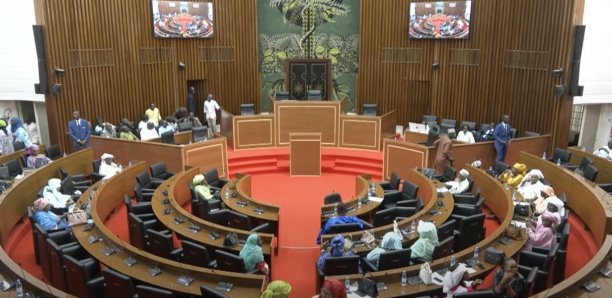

{"left": 152, "top": 1, "right": 214, "bottom": 38}
{"left": 409, "top": 1, "right": 471, "bottom": 39}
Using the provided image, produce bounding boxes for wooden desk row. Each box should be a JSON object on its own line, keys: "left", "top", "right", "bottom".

{"left": 74, "top": 162, "right": 265, "bottom": 297}
{"left": 383, "top": 134, "right": 552, "bottom": 181}
{"left": 568, "top": 146, "right": 612, "bottom": 183}
{"left": 325, "top": 165, "right": 524, "bottom": 297}
{"left": 0, "top": 148, "right": 94, "bottom": 297}
{"left": 319, "top": 175, "right": 383, "bottom": 227}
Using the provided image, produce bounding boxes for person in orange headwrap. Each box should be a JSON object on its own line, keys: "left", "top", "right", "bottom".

{"left": 318, "top": 279, "right": 347, "bottom": 298}
{"left": 497, "top": 163, "right": 527, "bottom": 189}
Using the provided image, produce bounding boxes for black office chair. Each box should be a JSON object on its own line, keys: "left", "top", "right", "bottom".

{"left": 45, "top": 144, "right": 63, "bottom": 160}
{"left": 60, "top": 167, "right": 91, "bottom": 191}
{"left": 240, "top": 104, "right": 255, "bottom": 115}
{"left": 547, "top": 148, "right": 571, "bottom": 165}
{"left": 200, "top": 285, "right": 229, "bottom": 298}
{"left": 380, "top": 172, "right": 400, "bottom": 191}
{"left": 422, "top": 115, "right": 438, "bottom": 125}
{"left": 101, "top": 268, "right": 137, "bottom": 298}
{"left": 307, "top": 90, "right": 322, "bottom": 100}
{"left": 563, "top": 156, "right": 592, "bottom": 172}
{"left": 136, "top": 170, "right": 163, "bottom": 191}
{"left": 91, "top": 159, "right": 105, "bottom": 183}
{"left": 13, "top": 141, "right": 25, "bottom": 151}
{"left": 374, "top": 208, "right": 397, "bottom": 227}
{"left": 433, "top": 164, "right": 456, "bottom": 183}
{"left": 453, "top": 185, "right": 481, "bottom": 205}
{"left": 180, "top": 240, "right": 217, "bottom": 268}
{"left": 275, "top": 91, "right": 290, "bottom": 100}
{"left": 378, "top": 190, "right": 403, "bottom": 210}
{"left": 412, "top": 236, "right": 454, "bottom": 265}
{"left": 524, "top": 131, "right": 540, "bottom": 137}
{"left": 127, "top": 213, "right": 158, "bottom": 250}
{"left": 362, "top": 104, "right": 378, "bottom": 116}
{"left": 146, "top": 229, "right": 183, "bottom": 261}
{"left": 583, "top": 164, "right": 598, "bottom": 182}
{"left": 494, "top": 161, "right": 510, "bottom": 176}
{"left": 19, "top": 154, "right": 29, "bottom": 169}
{"left": 480, "top": 123, "right": 491, "bottom": 133}
{"left": 133, "top": 183, "right": 154, "bottom": 202}
{"left": 2, "top": 159, "right": 22, "bottom": 178}
{"left": 227, "top": 210, "right": 270, "bottom": 233}
{"left": 178, "top": 121, "right": 194, "bottom": 132}
{"left": 135, "top": 285, "right": 175, "bottom": 298}
{"left": 63, "top": 255, "right": 105, "bottom": 298}
{"left": 323, "top": 193, "right": 342, "bottom": 205}
{"left": 320, "top": 255, "right": 361, "bottom": 276}
{"left": 329, "top": 223, "right": 363, "bottom": 234}
{"left": 160, "top": 131, "right": 175, "bottom": 144}
{"left": 362, "top": 248, "right": 412, "bottom": 271}
{"left": 124, "top": 194, "right": 155, "bottom": 221}
{"left": 437, "top": 219, "right": 456, "bottom": 242}
{"left": 400, "top": 180, "right": 419, "bottom": 201}
{"left": 214, "top": 250, "right": 259, "bottom": 274}
{"left": 453, "top": 197, "right": 485, "bottom": 217}
{"left": 203, "top": 168, "right": 228, "bottom": 189}
{"left": 418, "top": 127, "right": 439, "bottom": 147}
{"left": 150, "top": 162, "right": 175, "bottom": 180}
{"left": 440, "top": 119, "right": 457, "bottom": 135}
{"left": 453, "top": 290, "right": 496, "bottom": 297}
{"left": 453, "top": 214, "right": 485, "bottom": 251}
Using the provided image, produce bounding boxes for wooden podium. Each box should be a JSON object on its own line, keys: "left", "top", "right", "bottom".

{"left": 290, "top": 133, "right": 321, "bottom": 176}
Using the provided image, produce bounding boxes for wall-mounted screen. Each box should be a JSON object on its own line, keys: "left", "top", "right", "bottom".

{"left": 152, "top": 1, "right": 214, "bottom": 38}
{"left": 409, "top": 1, "right": 471, "bottom": 39}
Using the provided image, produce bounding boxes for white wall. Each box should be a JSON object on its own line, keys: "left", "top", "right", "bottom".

{"left": 0, "top": 0, "right": 44, "bottom": 102}
{"left": 592, "top": 104, "right": 612, "bottom": 150}
{"left": 575, "top": 0, "right": 612, "bottom": 105}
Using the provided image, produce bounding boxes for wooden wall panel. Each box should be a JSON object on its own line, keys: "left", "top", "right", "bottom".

{"left": 358, "top": 0, "right": 584, "bottom": 151}
{"left": 36, "top": 0, "right": 259, "bottom": 152}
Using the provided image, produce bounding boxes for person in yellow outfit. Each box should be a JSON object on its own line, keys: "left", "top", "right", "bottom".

{"left": 498, "top": 163, "right": 527, "bottom": 189}
{"left": 144, "top": 102, "right": 162, "bottom": 126}
{"left": 192, "top": 174, "right": 213, "bottom": 199}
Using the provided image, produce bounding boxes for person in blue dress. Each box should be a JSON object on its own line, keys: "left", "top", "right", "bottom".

{"left": 10, "top": 116, "right": 31, "bottom": 148}
{"left": 32, "top": 198, "right": 69, "bottom": 231}
{"left": 316, "top": 202, "right": 363, "bottom": 244}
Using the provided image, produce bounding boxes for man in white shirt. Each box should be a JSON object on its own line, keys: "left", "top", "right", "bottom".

{"left": 140, "top": 122, "right": 159, "bottom": 141}
{"left": 158, "top": 119, "right": 174, "bottom": 136}
{"left": 456, "top": 125, "right": 475, "bottom": 143}
{"left": 445, "top": 169, "right": 470, "bottom": 195}
{"left": 203, "top": 94, "right": 220, "bottom": 137}
{"left": 99, "top": 153, "right": 123, "bottom": 179}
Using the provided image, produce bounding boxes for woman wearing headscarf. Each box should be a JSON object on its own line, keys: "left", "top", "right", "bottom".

{"left": 26, "top": 144, "right": 51, "bottom": 168}
{"left": 318, "top": 279, "right": 347, "bottom": 298}
{"left": 540, "top": 197, "right": 565, "bottom": 225}
{"left": 498, "top": 163, "right": 527, "bottom": 189}
{"left": 517, "top": 170, "right": 544, "bottom": 202}
{"left": 10, "top": 116, "right": 32, "bottom": 148}
{"left": 366, "top": 231, "right": 403, "bottom": 268}
{"left": 471, "top": 160, "right": 482, "bottom": 169}
{"left": 317, "top": 235, "right": 354, "bottom": 270}
{"left": 260, "top": 280, "right": 291, "bottom": 298}
{"left": 524, "top": 211, "right": 558, "bottom": 251}
{"left": 0, "top": 120, "right": 14, "bottom": 155}
{"left": 32, "top": 198, "right": 69, "bottom": 231}
{"left": 533, "top": 185, "right": 557, "bottom": 214}
{"left": 240, "top": 234, "right": 265, "bottom": 271}
{"left": 443, "top": 263, "right": 482, "bottom": 297}
{"left": 193, "top": 174, "right": 213, "bottom": 199}
{"left": 99, "top": 153, "right": 122, "bottom": 179}
{"left": 43, "top": 178, "right": 73, "bottom": 213}
{"left": 410, "top": 221, "right": 439, "bottom": 262}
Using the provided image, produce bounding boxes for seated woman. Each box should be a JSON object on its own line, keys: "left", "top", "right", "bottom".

{"left": 410, "top": 221, "right": 439, "bottom": 262}
{"left": 366, "top": 231, "right": 403, "bottom": 268}
{"left": 193, "top": 174, "right": 213, "bottom": 199}
{"left": 99, "top": 153, "right": 122, "bottom": 179}
{"left": 471, "top": 160, "right": 482, "bottom": 169}
{"left": 443, "top": 263, "right": 483, "bottom": 297}
{"left": 493, "top": 258, "right": 526, "bottom": 297}
{"left": 517, "top": 170, "right": 544, "bottom": 202}
{"left": 316, "top": 202, "right": 363, "bottom": 244}
{"left": 316, "top": 235, "right": 354, "bottom": 271}
{"left": 316, "top": 279, "right": 347, "bottom": 298}
{"left": 539, "top": 196, "right": 565, "bottom": 225}
{"left": 445, "top": 169, "right": 470, "bottom": 194}
{"left": 533, "top": 185, "right": 557, "bottom": 214}
{"left": 456, "top": 125, "right": 475, "bottom": 143}
{"left": 43, "top": 178, "right": 73, "bottom": 214}
{"left": 260, "top": 280, "right": 291, "bottom": 298}
{"left": 524, "top": 211, "right": 558, "bottom": 251}
{"left": 240, "top": 234, "right": 268, "bottom": 273}
{"left": 26, "top": 144, "right": 51, "bottom": 168}
{"left": 497, "top": 163, "right": 527, "bottom": 189}
{"left": 32, "top": 198, "right": 69, "bottom": 231}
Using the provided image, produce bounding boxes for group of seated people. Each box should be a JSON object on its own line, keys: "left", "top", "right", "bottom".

{"left": 92, "top": 105, "right": 204, "bottom": 141}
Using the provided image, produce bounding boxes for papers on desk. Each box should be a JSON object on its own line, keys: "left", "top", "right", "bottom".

{"left": 436, "top": 187, "right": 449, "bottom": 193}
{"left": 431, "top": 265, "right": 476, "bottom": 286}
{"left": 14, "top": 175, "right": 24, "bottom": 180}
{"left": 511, "top": 220, "right": 527, "bottom": 228}
{"left": 368, "top": 196, "right": 383, "bottom": 203}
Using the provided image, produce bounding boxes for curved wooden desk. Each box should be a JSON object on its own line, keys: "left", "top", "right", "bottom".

{"left": 568, "top": 146, "right": 612, "bottom": 183}
{"left": 0, "top": 148, "right": 93, "bottom": 297}
{"left": 519, "top": 152, "right": 612, "bottom": 297}
{"left": 154, "top": 168, "right": 275, "bottom": 256}
{"left": 74, "top": 162, "right": 264, "bottom": 297}
{"left": 325, "top": 165, "right": 525, "bottom": 297}
{"left": 319, "top": 174, "right": 383, "bottom": 226}
{"left": 219, "top": 173, "right": 280, "bottom": 234}
{"left": 320, "top": 170, "right": 454, "bottom": 254}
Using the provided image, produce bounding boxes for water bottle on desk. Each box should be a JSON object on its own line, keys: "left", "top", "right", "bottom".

{"left": 345, "top": 276, "right": 350, "bottom": 291}
{"left": 450, "top": 255, "right": 456, "bottom": 268}
{"left": 15, "top": 279, "right": 23, "bottom": 297}
{"left": 401, "top": 271, "right": 407, "bottom": 286}
{"left": 542, "top": 151, "right": 547, "bottom": 159}
{"left": 334, "top": 203, "right": 338, "bottom": 214}
{"left": 357, "top": 196, "right": 362, "bottom": 209}
{"left": 557, "top": 158, "right": 561, "bottom": 166}
{"left": 410, "top": 220, "right": 416, "bottom": 233}
{"left": 473, "top": 246, "right": 480, "bottom": 261}
{"left": 225, "top": 187, "right": 229, "bottom": 199}
{"left": 512, "top": 191, "right": 517, "bottom": 202}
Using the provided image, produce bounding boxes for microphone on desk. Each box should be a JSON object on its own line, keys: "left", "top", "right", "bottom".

{"left": 185, "top": 210, "right": 201, "bottom": 233}
{"left": 137, "top": 248, "right": 163, "bottom": 277}
{"left": 116, "top": 235, "right": 138, "bottom": 267}
{"left": 176, "top": 261, "right": 194, "bottom": 286}
{"left": 96, "top": 229, "right": 117, "bottom": 256}
{"left": 87, "top": 224, "right": 103, "bottom": 244}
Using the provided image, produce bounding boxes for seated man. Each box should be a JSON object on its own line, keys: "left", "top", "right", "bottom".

{"left": 480, "top": 122, "right": 496, "bottom": 142}
{"left": 100, "top": 122, "right": 117, "bottom": 138}
{"left": 119, "top": 126, "right": 139, "bottom": 141}
{"left": 316, "top": 202, "right": 363, "bottom": 244}
{"left": 99, "top": 153, "right": 122, "bottom": 179}
{"left": 181, "top": 112, "right": 203, "bottom": 127}
{"left": 157, "top": 119, "right": 174, "bottom": 136}
{"left": 445, "top": 168, "right": 470, "bottom": 195}
{"left": 140, "top": 122, "right": 159, "bottom": 141}
{"left": 32, "top": 198, "right": 69, "bottom": 231}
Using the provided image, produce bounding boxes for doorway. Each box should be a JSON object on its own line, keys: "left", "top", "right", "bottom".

{"left": 187, "top": 80, "right": 206, "bottom": 121}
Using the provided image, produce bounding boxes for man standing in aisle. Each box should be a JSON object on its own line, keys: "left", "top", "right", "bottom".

{"left": 494, "top": 115, "right": 512, "bottom": 162}
{"left": 187, "top": 86, "right": 196, "bottom": 114}
{"left": 68, "top": 110, "right": 91, "bottom": 151}
{"left": 204, "top": 94, "right": 220, "bottom": 137}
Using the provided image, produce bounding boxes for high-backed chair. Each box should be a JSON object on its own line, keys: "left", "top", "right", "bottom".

{"left": 150, "top": 162, "right": 175, "bottom": 180}
{"left": 519, "top": 243, "right": 559, "bottom": 293}
{"left": 412, "top": 236, "right": 454, "bottom": 265}
{"left": 203, "top": 168, "right": 228, "bottom": 189}
{"left": 19, "top": 154, "right": 29, "bottom": 169}
{"left": 433, "top": 164, "right": 456, "bottom": 183}
{"left": 215, "top": 250, "right": 259, "bottom": 273}
{"left": 516, "top": 266, "right": 539, "bottom": 298}
{"left": 453, "top": 186, "right": 481, "bottom": 205}
{"left": 181, "top": 240, "right": 217, "bottom": 268}
{"left": 524, "top": 131, "right": 540, "bottom": 137}
{"left": 63, "top": 255, "right": 105, "bottom": 298}
{"left": 45, "top": 144, "right": 63, "bottom": 160}
{"left": 128, "top": 213, "right": 158, "bottom": 250}
{"left": 146, "top": 229, "right": 183, "bottom": 261}
{"left": 459, "top": 121, "right": 477, "bottom": 132}
{"left": 1, "top": 158, "right": 22, "bottom": 178}
{"left": 319, "top": 255, "right": 361, "bottom": 276}
{"left": 91, "top": 159, "right": 105, "bottom": 183}
{"left": 124, "top": 194, "right": 155, "bottom": 221}
{"left": 440, "top": 119, "right": 457, "bottom": 135}
{"left": 547, "top": 148, "right": 571, "bottom": 165}
{"left": 583, "top": 164, "right": 598, "bottom": 182}
{"left": 13, "top": 141, "right": 25, "bottom": 151}
{"left": 275, "top": 91, "right": 290, "bottom": 100}
{"left": 59, "top": 167, "right": 91, "bottom": 190}
{"left": 135, "top": 285, "right": 175, "bottom": 298}
{"left": 323, "top": 193, "right": 342, "bottom": 205}
{"left": 60, "top": 176, "right": 87, "bottom": 199}
{"left": 563, "top": 156, "right": 592, "bottom": 172}
{"left": 423, "top": 115, "right": 438, "bottom": 125}
{"left": 200, "top": 285, "right": 230, "bottom": 298}
{"left": 133, "top": 183, "right": 154, "bottom": 202}
{"left": 396, "top": 197, "right": 423, "bottom": 220}
{"left": 417, "top": 126, "right": 439, "bottom": 147}
{"left": 362, "top": 104, "right": 378, "bottom": 116}
{"left": 400, "top": 180, "right": 419, "bottom": 201}
{"left": 480, "top": 123, "right": 491, "bottom": 133}
{"left": 136, "top": 170, "right": 163, "bottom": 191}
{"left": 102, "top": 268, "right": 137, "bottom": 298}
{"left": 453, "top": 197, "right": 485, "bottom": 217}
{"left": 494, "top": 161, "right": 510, "bottom": 176}
{"left": 453, "top": 214, "right": 485, "bottom": 251}
{"left": 363, "top": 248, "right": 412, "bottom": 271}
{"left": 329, "top": 223, "right": 363, "bottom": 234}
{"left": 161, "top": 131, "right": 175, "bottom": 144}
{"left": 374, "top": 208, "right": 397, "bottom": 227}
{"left": 380, "top": 172, "right": 400, "bottom": 191}
{"left": 195, "top": 192, "right": 223, "bottom": 215}
{"left": 227, "top": 210, "right": 269, "bottom": 233}
{"left": 240, "top": 104, "right": 255, "bottom": 115}
{"left": 307, "top": 90, "right": 322, "bottom": 100}
{"left": 178, "top": 121, "right": 194, "bottom": 132}
{"left": 378, "top": 190, "right": 402, "bottom": 210}
{"left": 453, "top": 290, "right": 497, "bottom": 297}
{"left": 553, "top": 224, "right": 571, "bottom": 285}
{"left": 437, "top": 219, "right": 456, "bottom": 242}
{"left": 38, "top": 224, "right": 77, "bottom": 287}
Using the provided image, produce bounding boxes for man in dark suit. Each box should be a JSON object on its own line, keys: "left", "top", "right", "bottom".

{"left": 68, "top": 110, "right": 91, "bottom": 151}
{"left": 493, "top": 115, "right": 512, "bottom": 162}
{"left": 187, "top": 86, "right": 196, "bottom": 114}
